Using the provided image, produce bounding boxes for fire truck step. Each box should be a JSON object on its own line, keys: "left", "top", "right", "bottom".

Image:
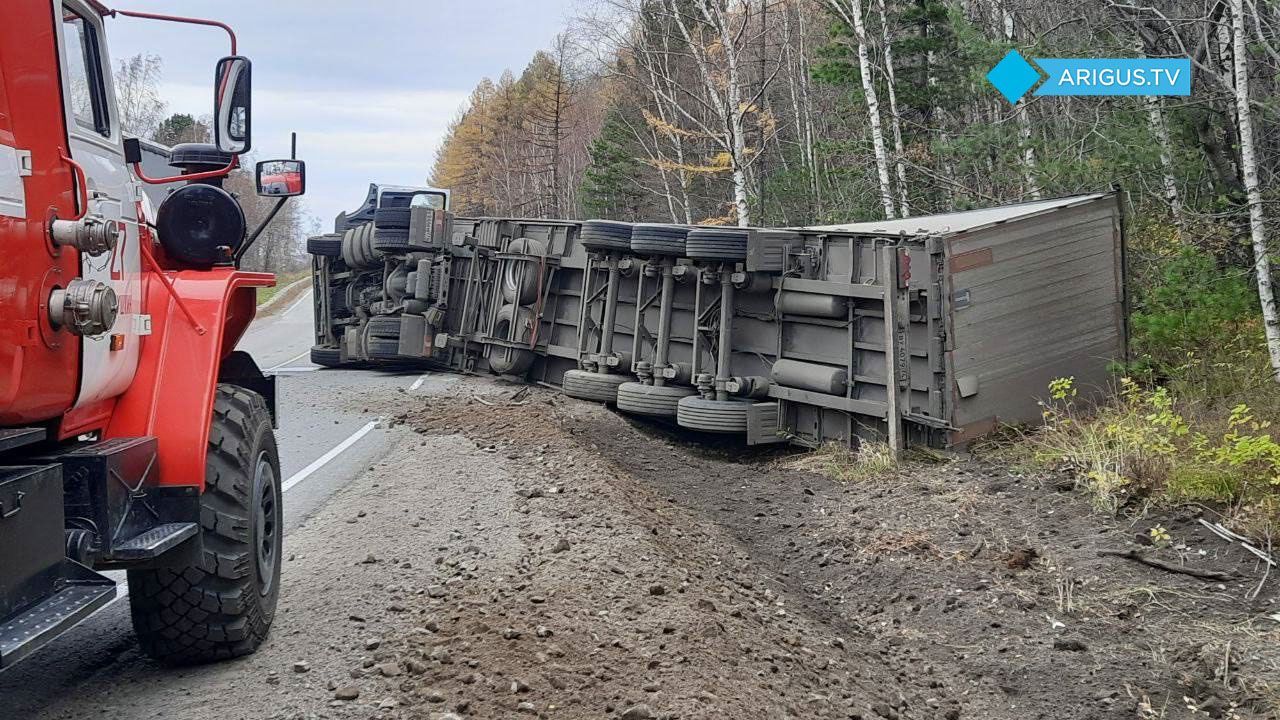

{"left": 111, "top": 522, "right": 199, "bottom": 561}
{"left": 0, "top": 561, "right": 116, "bottom": 669}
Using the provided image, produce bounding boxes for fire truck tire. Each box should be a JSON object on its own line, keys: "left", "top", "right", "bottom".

{"left": 615, "top": 381, "right": 696, "bottom": 417}
{"left": 373, "top": 207, "right": 412, "bottom": 229}
{"left": 310, "top": 345, "right": 344, "bottom": 367}
{"left": 561, "top": 369, "right": 628, "bottom": 403}
{"left": 128, "top": 385, "right": 281, "bottom": 664}
{"left": 676, "top": 395, "right": 751, "bottom": 433}
{"left": 488, "top": 304, "right": 536, "bottom": 376}
{"left": 372, "top": 228, "right": 411, "bottom": 253}
{"left": 306, "top": 233, "right": 343, "bottom": 257}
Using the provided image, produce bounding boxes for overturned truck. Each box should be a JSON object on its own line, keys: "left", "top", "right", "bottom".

{"left": 308, "top": 187, "right": 1127, "bottom": 450}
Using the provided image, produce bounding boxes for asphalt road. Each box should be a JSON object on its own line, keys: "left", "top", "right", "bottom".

{"left": 0, "top": 289, "right": 443, "bottom": 711}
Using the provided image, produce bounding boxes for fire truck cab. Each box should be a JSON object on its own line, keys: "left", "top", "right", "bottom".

{"left": 0, "top": 1, "right": 303, "bottom": 666}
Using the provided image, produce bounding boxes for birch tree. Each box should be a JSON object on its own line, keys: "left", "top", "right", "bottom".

{"left": 875, "top": 0, "right": 910, "bottom": 216}
{"left": 1000, "top": 1, "right": 1040, "bottom": 200}
{"left": 1230, "top": 0, "right": 1280, "bottom": 381}
{"left": 824, "top": 0, "right": 896, "bottom": 219}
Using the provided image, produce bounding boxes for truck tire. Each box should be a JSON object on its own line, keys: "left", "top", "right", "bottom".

{"left": 372, "top": 227, "right": 411, "bottom": 253}
{"left": 128, "top": 385, "right": 281, "bottom": 664}
{"left": 366, "top": 315, "right": 403, "bottom": 360}
{"left": 676, "top": 395, "right": 751, "bottom": 433}
{"left": 343, "top": 223, "right": 379, "bottom": 269}
{"left": 686, "top": 228, "right": 749, "bottom": 261}
{"left": 310, "top": 345, "right": 343, "bottom": 367}
{"left": 561, "top": 369, "right": 628, "bottom": 403}
{"left": 488, "top": 304, "right": 536, "bottom": 376}
{"left": 373, "top": 207, "right": 412, "bottom": 229}
{"left": 580, "top": 220, "right": 633, "bottom": 252}
{"left": 306, "top": 233, "right": 343, "bottom": 257}
{"left": 615, "top": 381, "right": 696, "bottom": 417}
{"left": 630, "top": 224, "right": 689, "bottom": 257}
{"left": 501, "top": 238, "right": 547, "bottom": 305}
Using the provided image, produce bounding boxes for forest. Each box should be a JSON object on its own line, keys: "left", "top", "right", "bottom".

{"left": 431, "top": 0, "right": 1280, "bottom": 527}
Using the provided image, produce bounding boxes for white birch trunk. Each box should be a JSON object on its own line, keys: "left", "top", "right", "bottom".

{"left": 876, "top": 0, "right": 909, "bottom": 217}
{"left": 1133, "top": 32, "right": 1182, "bottom": 232}
{"left": 1144, "top": 95, "right": 1184, "bottom": 234}
{"left": 705, "top": 0, "right": 753, "bottom": 227}
{"left": 1003, "top": 3, "right": 1040, "bottom": 199}
{"left": 1231, "top": 0, "right": 1280, "bottom": 381}
{"left": 834, "top": 0, "right": 896, "bottom": 219}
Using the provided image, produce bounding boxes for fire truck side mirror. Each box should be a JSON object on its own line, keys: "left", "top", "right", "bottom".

{"left": 255, "top": 160, "right": 306, "bottom": 197}
{"left": 214, "top": 56, "right": 251, "bottom": 155}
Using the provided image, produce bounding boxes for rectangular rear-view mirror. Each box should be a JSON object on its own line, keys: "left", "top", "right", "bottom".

{"left": 255, "top": 160, "right": 305, "bottom": 197}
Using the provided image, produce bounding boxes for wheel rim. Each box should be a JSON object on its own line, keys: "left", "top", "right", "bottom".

{"left": 254, "top": 451, "right": 279, "bottom": 595}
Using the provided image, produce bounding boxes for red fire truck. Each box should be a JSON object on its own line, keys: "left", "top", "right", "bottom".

{"left": 0, "top": 1, "right": 304, "bottom": 665}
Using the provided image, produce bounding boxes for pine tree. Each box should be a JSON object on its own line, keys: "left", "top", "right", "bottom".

{"left": 581, "top": 110, "right": 645, "bottom": 220}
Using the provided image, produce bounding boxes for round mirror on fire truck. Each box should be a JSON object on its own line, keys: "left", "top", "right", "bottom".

{"left": 256, "top": 160, "right": 306, "bottom": 197}
{"left": 214, "top": 56, "right": 251, "bottom": 154}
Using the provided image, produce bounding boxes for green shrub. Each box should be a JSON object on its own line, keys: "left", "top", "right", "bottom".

{"left": 1024, "top": 377, "right": 1280, "bottom": 534}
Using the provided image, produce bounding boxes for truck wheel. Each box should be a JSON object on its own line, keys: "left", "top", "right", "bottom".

{"left": 306, "top": 233, "right": 343, "bottom": 257}
{"left": 686, "top": 228, "right": 749, "bottom": 261}
{"left": 676, "top": 395, "right": 751, "bottom": 433}
{"left": 561, "top": 369, "right": 628, "bottom": 403}
{"left": 501, "top": 238, "right": 547, "bottom": 305}
{"left": 488, "top": 304, "right": 536, "bottom": 376}
{"left": 373, "top": 207, "right": 411, "bottom": 229}
{"left": 310, "top": 345, "right": 343, "bottom": 367}
{"left": 372, "top": 228, "right": 411, "bottom": 253}
{"left": 365, "top": 315, "right": 404, "bottom": 359}
{"left": 128, "top": 385, "right": 281, "bottom": 664}
{"left": 630, "top": 224, "right": 689, "bottom": 257}
{"left": 615, "top": 381, "right": 696, "bottom": 417}
{"left": 580, "top": 220, "right": 634, "bottom": 252}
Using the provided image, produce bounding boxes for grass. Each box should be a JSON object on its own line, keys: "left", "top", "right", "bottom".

{"left": 256, "top": 269, "right": 310, "bottom": 306}
{"left": 781, "top": 440, "right": 900, "bottom": 483}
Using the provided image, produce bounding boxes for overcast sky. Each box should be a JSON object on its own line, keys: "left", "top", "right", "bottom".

{"left": 104, "top": 0, "right": 578, "bottom": 230}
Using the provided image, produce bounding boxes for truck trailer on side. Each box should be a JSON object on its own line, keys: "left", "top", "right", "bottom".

{"left": 308, "top": 189, "right": 1127, "bottom": 451}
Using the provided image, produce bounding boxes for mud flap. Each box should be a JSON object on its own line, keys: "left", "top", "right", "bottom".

{"left": 219, "top": 350, "right": 277, "bottom": 427}
{"left": 746, "top": 402, "right": 787, "bottom": 445}
{"left": 397, "top": 314, "right": 429, "bottom": 358}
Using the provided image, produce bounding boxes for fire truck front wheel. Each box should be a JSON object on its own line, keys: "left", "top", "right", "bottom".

{"left": 128, "top": 384, "right": 282, "bottom": 664}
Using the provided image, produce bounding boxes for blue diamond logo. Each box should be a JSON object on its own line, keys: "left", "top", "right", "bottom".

{"left": 986, "top": 50, "right": 1043, "bottom": 104}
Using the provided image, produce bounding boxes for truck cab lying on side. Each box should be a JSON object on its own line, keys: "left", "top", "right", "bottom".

{"left": 0, "top": 1, "right": 304, "bottom": 667}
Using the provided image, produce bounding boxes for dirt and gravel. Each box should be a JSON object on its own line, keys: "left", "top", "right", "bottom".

{"left": 25, "top": 374, "right": 1280, "bottom": 720}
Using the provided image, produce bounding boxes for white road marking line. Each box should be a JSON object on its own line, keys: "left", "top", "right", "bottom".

{"left": 281, "top": 420, "right": 380, "bottom": 493}
{"left": 283, "top": 289, "right": 313, "bottom": 317}
{"left": 268, "top": 366, "right": 321, "bottom": 374}
{"left": 409, "top": 374, "right": 430, "bottom": 391}
{"left": 51, "top": 419, "right": 381, "bottom": 636}
{"left": 264, "top": 349, "right": 310, "bottom": 372}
